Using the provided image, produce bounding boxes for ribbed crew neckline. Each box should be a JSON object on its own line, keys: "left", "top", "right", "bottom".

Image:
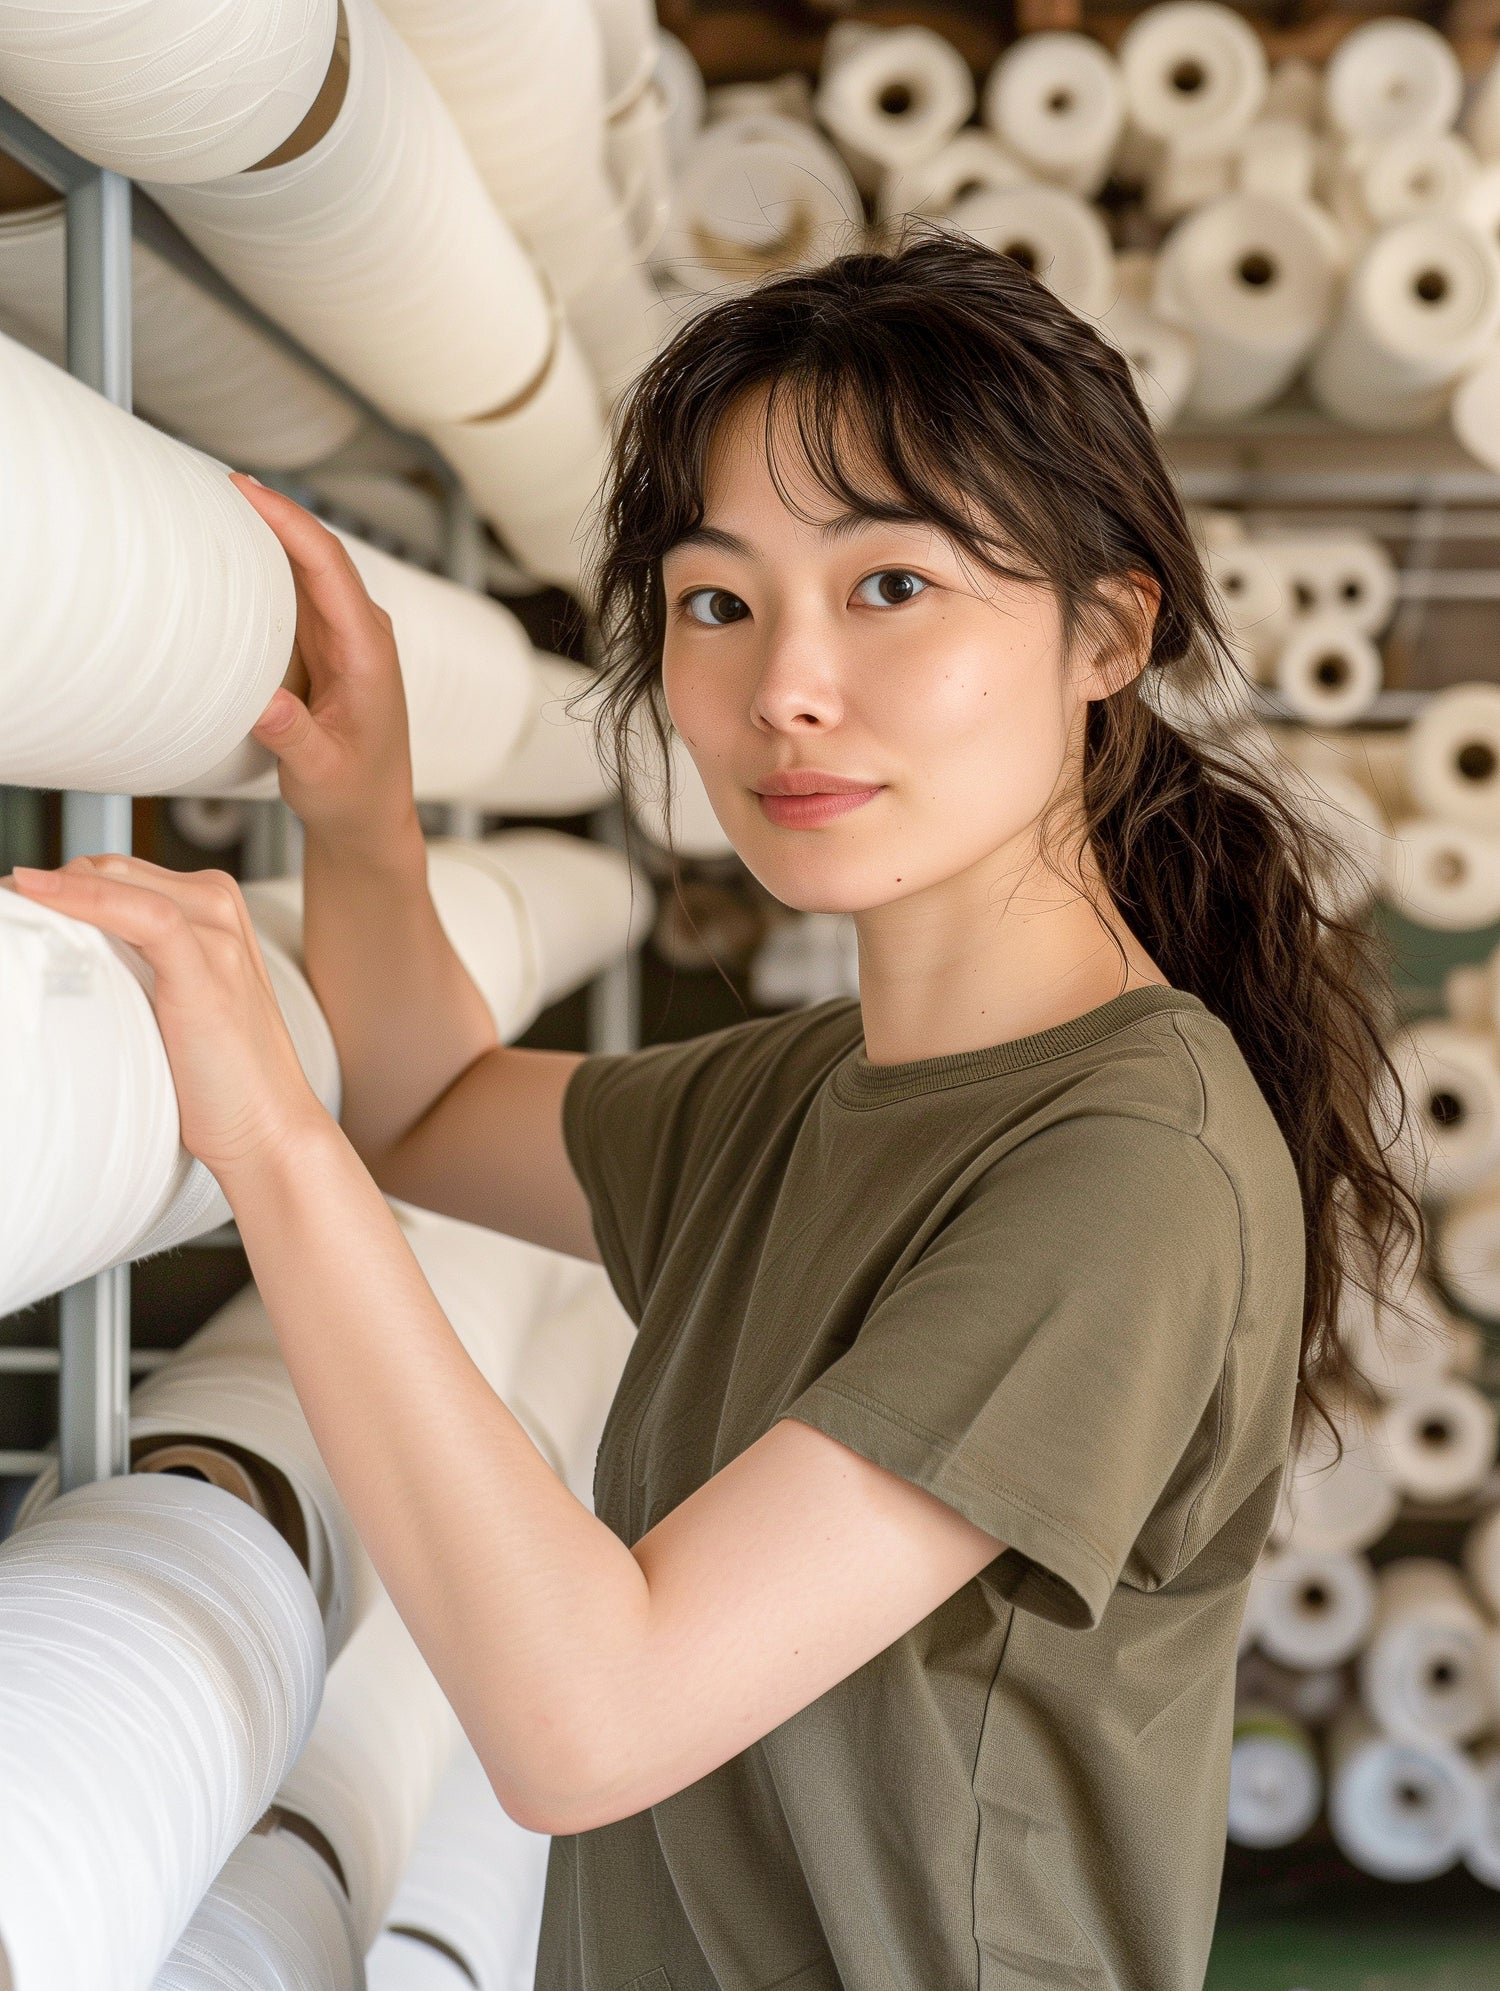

{"left": 830, "top": 985, "right": 1205, "bottom": 1108}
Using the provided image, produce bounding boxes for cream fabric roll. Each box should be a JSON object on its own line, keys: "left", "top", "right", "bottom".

{"left": 1205, "top": 536, "right": 1289, "bottom": 672}
{"left": 1359, "top": 1557, "right": 1496, "bottom": 1746}
{"left": 982, "top": 32, "right": 1124, "bottom": 198}
{"left": 1465, "top": 49, "right": 1500, "bottom": 163}
{"left": 950, "top": 182, "right": 1114, "bottom": 318}
{"left": 1285, "top": 760, "right": 1386, "bottom": 921}
{"left": 469, "top": 656, "right": 612, "bottom": 817}
{"left": 150, "top": 0, "right": 553, "bottom": 429}
{"left": 0, "top": 0, "right": 336, "bottom": 183}
{"left": 607, "top": 73, "right": 674, "bottom": 260}
{"left": 816, "top": 25, "right": 975, "bottom": 191}
{"left": 1440, "top": 1183, "right": 1500, "bottom": 1319}
{"left": 659, "top": 114, "right": 864, "bottom": 293}
{"left": 1328, "top": 1709, "right": 1482, "bottom": 1880}
{"left": 1384, "top": 818, "right": 1500, "bottom": 931}
{"left": 1117, "top": 2, "right": 1266, "bottom": 156}
{"left": 1236, "top": 118, "right": 1316, "bottom": 205}
{"left": 629, "top": 728, "right": 737, "bottom": 859}
{"left": 0, "top": 330, "right": 294, "bottom": 794}
{"left": 277, "top": 1587, "right": 461, "bottom": 1952}
{"left": 707, "top": 75, "right": 814, "bottom": 129}
{"left": 368, "top": 1934, "right": 474, "bottom": 1990}
{"left": 1387, "top": 1019, "right": 1500, "bottom": 1200}
{"left": 1464, "top": 1744, "right": 1500, "bottom": 1890}
{"left": 1227, "top": 1706, "right": 1322, "bottom": 1849}
{"left": 1273, "top": 1401, "right": 1399, "bottom": 1555}
{"left": 1273, "top": 615, "right": 1382, "bottom": 725}
{"left": 1408, "top": 683, "right": 1500, "bottom": 831}
{"left": 877, "top": 132, "right": 1029, "bottom": 225}
{"left": 0, "top": 1474, "right": 324, "bottom": 1991}
{"left": 1144, "top": 141, "right": 1235, "bottom": 226}
{"left": 1452, "top": 345, "right": 1500, "bottom": 471}
{"left": 1343, "top": 1272, "right": 1475, "bottom": 1397}
{"left": 657, "top": 30, "right": 707, "bottom": 170}
{"left": 589, "top": 0, "right": 658, "bottom": 115}
{"left": 151, "top": 1825, "right": 361, "bottom": 1991}
{"left": 1323, "top": 19, "right": 1464, "bottom": 144}
{"left": 0, "top": 200, "right": 361, "bottom": 470}
{"left": 1463, "top": 1504, "right": 1500, "bottom": 1617}
{"left": 1100, "top": 250, "right": 1196, "bottom": 429}
{"left": 1252, "top": 1549, "right": 1376, "bottom": 1669}
{"left": 1308, "top": 218, "right": 1500, "bottom": 430}
{"left": 1329, "top": 132, "right": 1479, "bottom": 241}
{"left": 1376, "top": 1378, "right": 1499, "bottom": 1502}
{"left": 381, "top": 1739, "right": 551, "bottom": 1991}
{"left": 1153, "top": 194, "right": 1342, "bottom": 420}
{"left": 1257, "top": 532, "right": 1397, "bottom": 637}
{"left": 506, "top": 1278, "right": 637, "bottom": 1505}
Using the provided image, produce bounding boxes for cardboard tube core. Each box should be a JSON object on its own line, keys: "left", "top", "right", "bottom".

{"left": 132, "top": 1436, "right": 311, "bottom": 1573}
{"left": 250, "top": 5, "right": 351, "bottom": 172}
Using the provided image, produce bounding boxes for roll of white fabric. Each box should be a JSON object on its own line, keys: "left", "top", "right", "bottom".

{"left": 1100, "top": 251, "right": 1196, "bottom": 430}
{"left": 1144, "top": 141, "right": 1235, "bottom": 226}
{"left": 0, "top": 330, "right": 294, "bottom": 794}
{"left": 1328, "top": 1709, "right": 1482, "bottom": 1880}
{"left": 1153, "top": 194, "right": 1342, "bottom": 421}
{"left": 0, "top": 199, "right": 361, "bottom": 471}
{"left": 1308, "top": 218, "right": 1500, "bottom": 431}
{"left": 658, "top": 114, "right": 864, "bottom": 293}
{"left": 629, "top": 728, "right": 737, "bottom": 859}
{"left": 1235, "top": 118, "right": 1316, "bottom": 206}
{"left": 368, "top": 1934, "right": 473, "bottom": 1991}
{"left": 1465, "top": 1743, "right": 1500, "bottom": 1889}
{"left": 876, "top": 132, "right": 1029, "bottom": 225}
{"left": 1452, "top": 346, "right": 1500, "bottom": 471}
{"left": 470, "top": 656, "right": 612, "bottom": 816}
{"left": 1286, "top": 760, "right": 1386, "bottom": 921}
{"left": 1343, "top": 1272, "right": 1473, "bottom": 1397}
{"left": 0, "top": 1473, "right": 324, "bottom": 1991}
{"left": 1323, "top": 19, "right": 1463, "bottom": 145}
{"left": 1360, "top": 1557, "right": 1496, "bottom": 1746}
{"left": 381, "top": 1739, "right": 551, "bottom": 1991}
{"left": 1446, "top": 960, "right": 1497, "bottom": 1030}
{"left": 589, "top": 0, "right": 658, "bottom": 116}
{"left": 1384, "top": 818, "right": 1500, "bottom": 931}
{"left": 151, "top": 1824, "right": 361, "bottom": 1991}
{"left": 657, "top": 30, "right": 707, "bottom": 171}
{"left": 1117, "top": 2, "right": 1266, "bottom": 157}
{"left": 1252, "top": 1548, "right": 1376, "bottom": 1669}
{"left": 278, "top": 1587, "right": 461, "bottom": 1952}
{"left": 1227, "top": 1705, "right": 1322, "bottom": 1849}
{"left": 429, "top": 325, "right": 608, "bottom": 597}
{"left": 816, "top": 25, "right": 975, "bottom": 192}
{"left": 1376, "top": 1378, "right": 1499, "bottom": 1502}
{"left": 1273, "top": 1402, "right": 1400, "bottom": 1555}
{"left": 950, "top": 182, "right": 1114, "bottom": 318}
{"left": 0, "top": 0, "right": 336, "bottom": 183}
{"left": 170, "top": 797, "right": 252, "bottom": 852}
{"left": 1408, "top": 683, "right": 1500, "bottom": 831}
{"left": 1257, "top": 533, "right": 1397, "bottom": 637}
{"left": 608, "top": 73, "right": 674, "bottom": 260}
{"left": 1464, "top": 1504, "right": 1500, "bottom": 1616}
{"left": 507, "top": 1276, "right": 637, "bottom": 1504}
{"left": 1273, "top": 615, "right": 1382, "bottom": 725}
{"left": 1386, "top": 1020, "right": 1500, "bottom": 1201}
{"left": 982, "top": 32, "right": 1124, "bottom": 198}
{"left": 1329, "top": 132, "right": 1479, "bottom": 241}
{"left": 1237, "top": 1650, "right": 1349, "bottom": 1728}
{"left": 1205, "top": 537, "right": 1289, "bottom": 673}
{"left": 1441, "top": 1183, "right": 1500, "bottom": 1319}
{"left": 1466, "top": 49, "right": 1500, "bottom": 163}
{"left": 150, "top": 0, "right": 553, "bottom": 430}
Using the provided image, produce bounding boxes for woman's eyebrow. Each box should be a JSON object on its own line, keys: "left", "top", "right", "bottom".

{"left": 666, "top": 525, "right": 752, "bottom": 557}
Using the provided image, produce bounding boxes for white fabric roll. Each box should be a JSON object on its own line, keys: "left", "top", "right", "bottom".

{"left": 0, "top": 1473, "right": 324, "bottom": 1991}
{"left": 1236, "top": 118, "right": 1316, "bottom": 205}
{"left": 1308, "top": 218, "right": 1500, "bottom": 430}
{"left": 1100, "top": 252, "right": 1196, "bottom": 430}
{"left": 0, "top": 201, "right": 361, "bottom": 470}
{"left": 1387, "top": 1019, "right": 1500, "bottom": 1200}
{"left": 950, "top": 182, "right": 1114, "bottom": 318}
{"left": 1330, "top": 132, "right": 1479, "bottom": 240}
{"left": 982, "top": 32, "right": 1124, "bottom": 198}
{"left": 1465, "top": 51, "right": 1500, "bottom": 163}
{"left": 1343, "top": 1272, "right": 1474, "bottom": 1397}
{"left": 278, "top": 1587, "right": 460, "bottom": 1952}
{"left": 1452, "top": 346, "right": 1500, "bottom": 472}
{"left": 1360, "top": 1557, "right": 1496, "bottom": 1745}
{"left": 1408, "top": 683, "right": 1500, "bottom": 830}
{"left": 876, "top": 132, "right": 1029, "bottom": 224}
{"left": 429, "top": 325, "right": 608, "bottom": 596}
{"left": 1273, "top": 1401, "right": 1400, "bottom": 1555}
{"left": 1205, "top": 537, "right": 1289, "bottom": 671}
{"left": 589, "top": 0, "right": 657, "bottom": 116}
{"left": 707, "top": 75, "right": 814, "bottom": 128}
{"left": 1227, "top": 1706, "right": 1322, "bottom": 1849}
{"left": 1286, "top": 760, "right": 1386, "bottom": 921}
{"left": 1328, "top": 1709, "right": 1482, "bottom": 1880}
{"left": 1324, "top": 19, "right": 1464, "bottom": 145}
{"left": 1465, "top": 1743, "right": 1500, "bottom": 1890}
{"left": 382, "top": 1739, "right": 550, "bottom": 1991}
{"left": 470, "top": 656, "right": 612, "bottom": 817}
{"left": 0, "top": 331, "right": 294, "bottom": 794}
{"left": 607, "top": 73, "right": 674, "bottom": 260}
{"left": 1144, "top": 141, "right": 1234, "bottom": 226}
{"left": 506, "top": 1277, "right": 636, "bottom": 1504}
{"left": 816, "top": 25, "right": 975, "bottom": 189}
{"left": 0, "top": 0, "right": 336, "bottom": 183}
{"left": 368, "top": 1934, "right": 473, "bottom": 1991}
{"left": 1273, "top": 616, "right": 1382, "bottom": 725}
{"left": 1441, "top": 1182, "right": 1500, "bottom": 1319}
{"left": 1252, "top": 1548, "right": 1376, "bottom": 1668}
{"left": 1384, "top": 818, "right": 1500, "bottom": 931}
{"left": 151, "top": 1825, "right": 361, "bottom": 1991}
{"left": 1464, "top": 1504, "right": 1500, "bottom": 1617}
{"left": 150, "top": 0, "right": 553, "bottom": 429}
{"left": 1446, "top": 961, "right": 1496, "bottom": 1030}
{"left": 657, "top": 30, "right": 706, "bottom": 170}
{"left": 1117, "top": 2, "right": 1266, "bottom": 155}
{"left": 630, "top": 729, "right": 736, "bottom": 859}
{"left": 1257, "top": 532, "right": 1397, "bottom": 637}
{"left": 658, "top": 114, "right": 864, "bottom": 293}
{"left": 1376, "top": 1378, "right": 1499, "bottom": 1502}
{"left": 1153, "top": 194, "right": 1342, "bottom": 421}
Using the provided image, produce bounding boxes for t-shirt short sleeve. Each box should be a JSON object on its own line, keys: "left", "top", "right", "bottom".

{"left": 781, "top": 1113, "right": 1247, "bottom": 1631}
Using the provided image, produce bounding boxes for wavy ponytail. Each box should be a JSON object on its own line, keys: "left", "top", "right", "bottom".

{"left": 585, "top": 229, "right": 1419, "bottom": 1437}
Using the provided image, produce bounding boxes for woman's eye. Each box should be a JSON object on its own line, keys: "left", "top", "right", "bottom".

{"left": 853, "top": 570, "right": 928, "bottom": 608}
{"left": 683, "top": 588, "right": 750, "bottom": 626}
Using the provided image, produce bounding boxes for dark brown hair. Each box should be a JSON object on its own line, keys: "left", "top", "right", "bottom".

{"left": 585, "top": 230, "right": 1418, "bottom": 1441}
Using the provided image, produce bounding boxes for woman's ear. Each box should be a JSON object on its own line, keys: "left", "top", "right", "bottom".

{"left": 1078, "top": 572, "right": 1162, "bottom": 701}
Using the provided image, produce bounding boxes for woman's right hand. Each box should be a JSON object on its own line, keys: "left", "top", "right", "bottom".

{"left": 235, "top": 474, "right": 419, "bottom": 862}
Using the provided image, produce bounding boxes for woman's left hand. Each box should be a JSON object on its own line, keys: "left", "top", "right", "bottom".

{"left": 9, "top": 856, "right": 327, "bottom": 1181}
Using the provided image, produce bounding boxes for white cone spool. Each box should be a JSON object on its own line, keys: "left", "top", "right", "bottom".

{"left": 1323, "top": 19, "right": 1464, "bottom": 145}
{"left": 1332, "top": 132, "right": 1479, "bottom": 239}
{"left": 658, "top": 113, "right": 863, "bottom": 293}
{"left": 1377, "top": 1379, "right": 1499, "bottom": 1502}
{"left": 1308, "top": 218, "right": 1500, "bottom": 431}
{"left": 950, "top": 182, "right": 1114, "bottom": 318}
{"left": 1343, "top": 1273, "right": 1472, "bottom": 1397}
{"left": 1257, "top": 533, "right": 1397, "bottom": 637}
{"left": 1408, "top": 683, "right": 1500, "bottom": 831}
{"left": 815, "top": 26, "right": 975, "bottom": 191}
{"left": 1227, "top": 1705, "right": 1322, "bottom": 1848}
{"left": 152, "top": 1825, "right": 361, "bottom": 1991}
{"left": 1100, "top": 252, "right": 1196, "bottom": 430}
{"left": 278, "top": 1587, "right": 460, "bottom": 1952}
{"left": 982, "top": 32, "right": 1124, "bottom": 198}
{"left": 1386, "top": 1020, "right": 1500, "bottom": 1200}
{"left": 1236, "top": 118, "right": 1316, "bottom": 205}
{"left": 368, "top": 1935, "right": 473, "bottom": 1991}
{"left": 506, "top": 1278, "right": 637, "bottom": 1504}
{"left": 471, "top": 656, "right": 611, "bottom": 816}
{"left": 1274, "top": 616, "right": 1382, "bottom": 725}
{"left": 1253, "top": 1549, "right": 1376, "bottom": 1668}
{"left": 1145, "top": 142, "right": 1235, "bottom": 227}
{"left": 1441, "top": 1183, "right": 1500, "bottom": 1319}
{"left": 0, "top": 1474, "right": 324, "bottom": 1991}
{"left": 0, "top": 0, "right": 337, "bottom": 184}
{"left": 381, "top": 1740, "right": 551, "bottom": 1991}
{"left": 1360, "top": 1557, "right": 1496, "bottom": 1745}
{"left": 1118, "top": 2, "right": 1267, "bottom": 157}
{"left": 0, "top": 330, "right": 293, "bottom": 794}
{"left": 1384, "top": 818, "right": 1500, "bottom": 931}
{"left": 1153, "top": 194, "right": 1342, "bottom": 420}
{"left": 1274, "top": 1404, "right": 1399, "bottom": 1555}
{"left": 876, "top": 132, "right": 1029, "bottom": 224}
{"left": 1328, "top": 1708, "right": 1483, "bottom": 1880}
{"left": 150, "top": 0, "right": 552, "bottom": 429}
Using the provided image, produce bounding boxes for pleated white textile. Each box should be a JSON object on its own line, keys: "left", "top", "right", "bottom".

{"left": 150, "top": 1827, "right": 360, "bottom": 1991}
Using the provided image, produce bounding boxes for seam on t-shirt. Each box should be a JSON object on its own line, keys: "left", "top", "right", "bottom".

{"left": 967, "top": 1606, "right": 1015, "bottom": 1991}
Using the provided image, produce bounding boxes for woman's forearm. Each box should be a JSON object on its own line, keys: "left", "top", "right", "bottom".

{"left": 301, "top": 819, "right": 499, "bottom": 1161}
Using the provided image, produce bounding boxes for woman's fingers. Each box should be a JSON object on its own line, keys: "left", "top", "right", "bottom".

{"left": 250, "top": 684, "right": 343, "bottom": 787}
{"left": 11, "top": 860, "right": 210, "bottom": 967}
{"left": 231, "top": 474, "right": 384, "bottom": 660}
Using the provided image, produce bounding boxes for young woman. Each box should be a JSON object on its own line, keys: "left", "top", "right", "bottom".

{"left": 14, "top": 236, "right": 1412, "bottom": 1990}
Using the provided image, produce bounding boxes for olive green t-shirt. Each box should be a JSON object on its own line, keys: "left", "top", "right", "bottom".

{"left": 536, "top": 986, "right": 1305, "bottom": 1991}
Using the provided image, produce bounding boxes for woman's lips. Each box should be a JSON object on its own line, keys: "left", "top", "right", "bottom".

{"left": 755, "top": 786, "right": 883, "bottom": 828}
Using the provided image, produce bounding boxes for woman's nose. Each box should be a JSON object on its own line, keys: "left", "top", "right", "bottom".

{"left": 750, "top": 615, "right": 845, "bottom": 733}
